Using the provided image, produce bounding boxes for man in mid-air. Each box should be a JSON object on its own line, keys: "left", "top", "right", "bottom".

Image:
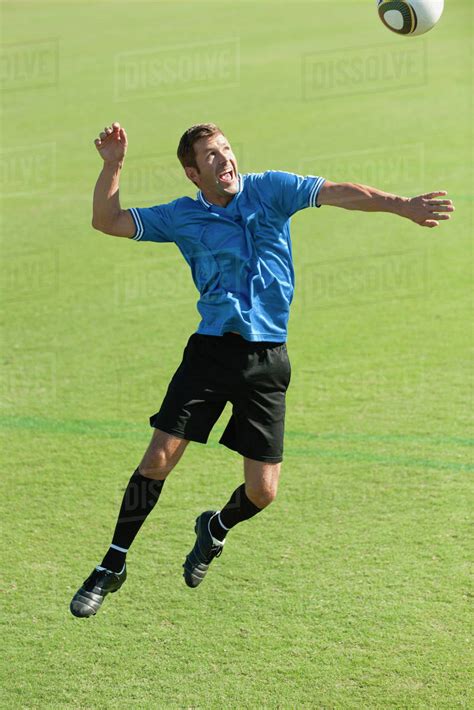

{"left": 70, "top": 121, "right": 454, "bottom": 617}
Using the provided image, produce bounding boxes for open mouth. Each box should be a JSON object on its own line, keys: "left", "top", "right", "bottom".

{"left": 217, "top": 168, "right": 234, "bottom": 185}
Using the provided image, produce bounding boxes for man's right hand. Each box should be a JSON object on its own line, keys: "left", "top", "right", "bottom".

{"left": 94, "top": 122, "right": 128, "bottom": 165}
{"left": 92, "top": 121, "right": 135, "bottom": 238}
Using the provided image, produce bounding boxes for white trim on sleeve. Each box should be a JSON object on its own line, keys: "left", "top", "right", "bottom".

{"left": 308, "top": 177, "right": 326, "bottom": 208}
{"left": 129, "top": 207, "right": 144, "bottom": 240}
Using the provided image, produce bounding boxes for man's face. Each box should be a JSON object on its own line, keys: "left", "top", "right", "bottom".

{"left": 185, "top": 133, "right": 239, "bottom": 203}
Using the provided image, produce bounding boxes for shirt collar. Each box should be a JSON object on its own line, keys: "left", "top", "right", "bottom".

{"left": 197, "top": 174, "right": 243, "bottom": 210}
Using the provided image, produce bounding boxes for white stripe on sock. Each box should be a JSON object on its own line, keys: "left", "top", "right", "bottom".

{"left": 217, "top": 511, "right": 230, "bottom": 531}
{"left": 110, "top": 543, "right": 128, "bottom": 553}
{"left": 96, "top": 564, "right": 125, "bottom": 574}
{"left": 208, "top": 512, "right": 225, "bottom": 546}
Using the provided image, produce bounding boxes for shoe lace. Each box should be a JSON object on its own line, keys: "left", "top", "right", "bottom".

{"left": 84, "top": 568, "right": 115, "bottom": 591}
{"left": 213, "top": 545, "right": 223, "bottom": 559}
{"left": 201, "top": 543, "right": 223, "bottom": 564}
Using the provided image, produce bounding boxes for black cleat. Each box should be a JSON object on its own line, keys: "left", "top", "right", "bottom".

{"left": 183, "top": 510, "right": 225, "bottom": 588}
{"left": 69, "top": 565, "right": 127, "bottom": 618}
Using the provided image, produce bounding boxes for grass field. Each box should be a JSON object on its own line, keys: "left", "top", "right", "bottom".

{"left": 1, "top": 1, "right": 473, "bottom": 707}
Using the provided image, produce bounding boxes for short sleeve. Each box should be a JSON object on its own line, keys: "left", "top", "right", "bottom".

{"left": 266, "top": 171, "right": 326, "bottom": 217}
{"left": 128, "top": 203, "right": 175, "bottom": 242}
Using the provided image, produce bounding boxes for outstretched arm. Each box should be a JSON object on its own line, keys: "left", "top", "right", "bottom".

{"left": 92, "top": 122, "right": 135, "bottom": 237}
{"left": 318, "top": 180, "right": 455, "bottom": 228}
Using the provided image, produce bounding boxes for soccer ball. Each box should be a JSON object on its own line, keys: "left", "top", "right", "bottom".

{"left": 377, "top": 0, "right": 444, "bottom": 36}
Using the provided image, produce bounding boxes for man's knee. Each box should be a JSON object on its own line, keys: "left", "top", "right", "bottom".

{"left": 139, "top": 430, "right": 189, "bottom": 480}
{"left": 245, "top": 481, "right": 278, "bottom": 509}
{"left": 139, "top": 450, "right": 175, "bottom": 480}
{"left": 244, "top": 458, "right": 281, "bottom": 509}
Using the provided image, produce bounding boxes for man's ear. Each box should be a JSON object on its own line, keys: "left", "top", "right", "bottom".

{"left": 184, "top": 166, "right": 199, "bottom": 187}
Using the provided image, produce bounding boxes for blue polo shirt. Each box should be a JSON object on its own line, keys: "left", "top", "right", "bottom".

{"left": 129, "top": 171, "right": 325, "bottom": 342}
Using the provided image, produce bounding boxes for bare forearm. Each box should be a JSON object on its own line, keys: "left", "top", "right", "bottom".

{"left": 318, "top": 179, "right": 454, "bottom": 227}
{"left": 92, "top": 161, "right": 124, "bottom": 228}
{"left": 323, "top": 182, "right": 409, "bottom": 217}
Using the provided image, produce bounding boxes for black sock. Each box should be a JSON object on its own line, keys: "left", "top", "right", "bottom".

{"left": 100, "top": 468, "right": 165, "bottom": 572}
{"left": 209, "top": 484, "right": 262, "bottom": 541}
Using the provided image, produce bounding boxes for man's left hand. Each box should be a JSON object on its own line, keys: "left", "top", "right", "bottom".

{"left": 404, "top": 191, "right": 455, "bottom": 228}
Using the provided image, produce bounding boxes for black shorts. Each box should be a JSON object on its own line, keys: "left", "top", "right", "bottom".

{"left": 150, "top": 332, "right": 291, "bottom": 463}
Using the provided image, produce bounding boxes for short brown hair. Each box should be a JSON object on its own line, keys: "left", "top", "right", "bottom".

{"left": 177, "top": 123, "right": 223, "bottom": 169}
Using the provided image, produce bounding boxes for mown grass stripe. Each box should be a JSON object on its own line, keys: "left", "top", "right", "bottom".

{"left": 1, "top": 414, "right": 471, "bottom": 472}
{"left": 0, "top": 414, "right": 471, "bottom": 447}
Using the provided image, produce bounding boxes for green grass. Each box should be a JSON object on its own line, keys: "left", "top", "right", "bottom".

{"left": 1, "top": 1, "right": 473, "bottom": 707}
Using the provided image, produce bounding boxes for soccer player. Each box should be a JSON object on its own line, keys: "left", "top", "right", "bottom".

{"left": 70, "top": 122, "right": 454, "bottom": 617}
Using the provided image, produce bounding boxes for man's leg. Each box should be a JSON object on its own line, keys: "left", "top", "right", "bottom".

{"left": 209, "top": 458, "right": 280, "bottom": 540}
{"left": 183, "top": 458, "right": 280, "bottom": 588}
{"left": 99, "top": 429, "right": 189, "bottom": 572}
{"left": 70, "top": 429, "right": 188, "bottom": 617}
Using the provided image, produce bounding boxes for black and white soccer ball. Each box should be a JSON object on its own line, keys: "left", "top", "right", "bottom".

{"left": 377, "top": 0, "right": 444, "bottom": 36}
